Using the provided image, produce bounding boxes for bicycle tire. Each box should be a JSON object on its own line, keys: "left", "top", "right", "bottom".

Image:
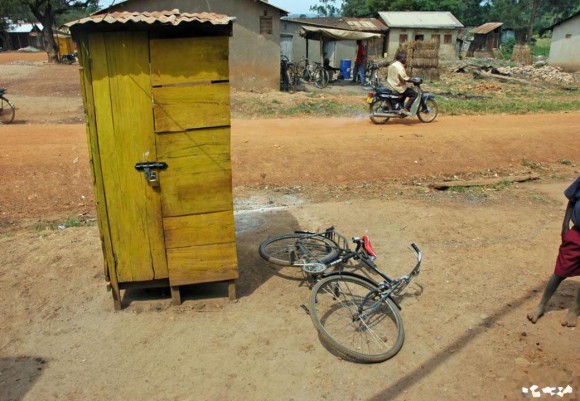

{"left": 322, "top": 69, "right": 330, "bottom": 88}
{"left": 310, "top": 274, "right": 405, "bottom": 363}
{"left": 296, "top": 59, "right": 307, "bottom": 79}
{"left": 0, "top": 96, "right": 15, "bottom": 124}
{"left": 286, "top": 63, "right": 296, "bottom": 93}
{"left": 371, "top": 70, "right": 380, "bottom": 88}
{"left": 259, "top": 234, "right": 340, "bottom": 266}
{"left": 313, "top": 68, "right": 329, "bottom": 89}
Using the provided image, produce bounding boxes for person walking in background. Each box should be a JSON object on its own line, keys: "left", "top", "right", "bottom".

{"left": 527, "top": 176, "right": 580, "bottom": 327}
{"left": 351, "top": 40, "right": 366, "bottom": 84}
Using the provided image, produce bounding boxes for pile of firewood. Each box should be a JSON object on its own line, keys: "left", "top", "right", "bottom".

{"left": 454, "top": 63, "right": 579, "bottom": 87}
{"left": 497, "top": 65, "right": 578, "bottom": 86}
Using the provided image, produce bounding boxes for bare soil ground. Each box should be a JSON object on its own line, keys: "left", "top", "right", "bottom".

{"left": 1, "top": 52, "right": 579, "bottom": 401}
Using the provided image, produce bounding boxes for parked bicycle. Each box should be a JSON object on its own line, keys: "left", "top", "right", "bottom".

{"left": 0, "top": 88, "right": 15, "bottom": 124}
{"left": 364, "top": 61, "right": 381, "bottom": 88}
{"left": 259, "top": 227, "right": 423, "bottom": 363}
{"left": 280, "top": 55, "right": 298, "bottom": 92}
{"left": 295, "top": 58, "right": 329, "bottom": 89}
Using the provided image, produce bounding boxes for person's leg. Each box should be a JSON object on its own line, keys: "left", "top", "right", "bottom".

{"left": 358, "top": 62, "right": 366, "bottom": 84}
{"left": 527, "top": 274, "right": 565, "bottom": 323}
{"left": 351, "top": 64, "right": 359, "bottom": 82}
{"left": 403, "top": 88, "right": 418, "bottom": 111}
{"left": 562, "top": 287, "right": 580, "bottom": 327}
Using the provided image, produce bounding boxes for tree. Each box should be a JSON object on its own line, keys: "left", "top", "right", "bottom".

{"left": 0, "top": 0, "right": 32, "bottom": 50}
{"left": 341, "top": 0, "right": 372, "bottom": 17}
{"left": 340, "top": 0, "right": 490, "bottom": 23}
{"left": 310, "top": 0, "right": 341, "bottom": 17}
{"left": 489, "top": 0, "right": 579, "bottom": 43}
{"left": 11, "top": 0, "right": 97, "bottom": 63}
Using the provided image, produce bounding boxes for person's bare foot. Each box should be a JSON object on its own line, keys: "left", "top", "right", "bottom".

{"left": 561, "top": 308, "right": 578, "bottom": 327}
{"left": 527, "top": 306, "right": 544, "bottom": 323}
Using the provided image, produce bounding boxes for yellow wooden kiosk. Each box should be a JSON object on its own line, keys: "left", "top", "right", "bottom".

{"left": 67, "top": 10, "right": 238, "bottom": 310}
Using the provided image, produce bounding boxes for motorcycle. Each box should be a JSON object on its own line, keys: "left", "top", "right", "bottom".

{"left": 367, "top": 77, "right": 438, "bottom": 124}
{"left": 60, "top": 53, "right": 77, "bottom": 65}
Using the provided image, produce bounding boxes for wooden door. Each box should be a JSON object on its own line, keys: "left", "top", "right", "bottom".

{"left": 149, "top": 36, "right": 238, "bottom": 287}
{"left": 88, "top": 31, "right": 168, "bottom": 284}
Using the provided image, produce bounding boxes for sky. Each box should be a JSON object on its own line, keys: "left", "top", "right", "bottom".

{"left": 269, "top": 0, "right": 337, "bottom": 15}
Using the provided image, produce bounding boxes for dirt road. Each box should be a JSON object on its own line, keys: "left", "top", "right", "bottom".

{"left": 1, "top": 53, "right": 579, "bottom": 401}
{"left": 1, "top": 112, "right": 579, "bottom": 222}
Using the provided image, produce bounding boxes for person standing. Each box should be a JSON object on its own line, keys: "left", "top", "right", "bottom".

{"left": 386, "top": 52, "right": 417, "bottom": 115}
{"left": 527, "top": 176, "right": 580, "bottom": 327}
{"left": 352, "top": 40, "right": 366, "bottom": 84}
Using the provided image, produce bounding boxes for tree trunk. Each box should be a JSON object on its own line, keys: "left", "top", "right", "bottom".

{"left": 29, "top": 2, "right": 59, "bottom": 64}
{"left": 41, "top": 21, "right": 59, "bottom": 63}
{"left": 528, "top": 0, "right": 539, "bottom": 45}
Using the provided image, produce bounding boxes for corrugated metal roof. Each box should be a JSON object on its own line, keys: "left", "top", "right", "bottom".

{"left": 95, "top": 0, "right": 288, "bottom": 16}
{"left": 65, "top": 9, "right": 234, "bottom": 28}
{"left": 470, "top": 22, "right": 503, "bottom": 34}
{"left": 379, "top": 11, "right": 464, "bottom": 29}
{"left": 7, "top": 22, "right": 43, "bottom": 33}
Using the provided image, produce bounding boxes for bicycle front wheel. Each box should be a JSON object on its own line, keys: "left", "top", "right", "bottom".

{"left": 259, "top": 234, "right": 340, "bottom": 266}
{"left": 0, "top": 97, "right": 15, "bottom": 124}
{"left": 310, "top": 275, "right": 405, "bottom": 363}
{"left": 313, "top": 69, "right": 329, "bottom": 89}
{"left": 417, "top": 99, "right": 438, "bottom": 123}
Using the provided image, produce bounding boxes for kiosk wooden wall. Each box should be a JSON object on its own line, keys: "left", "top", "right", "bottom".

{"left": 70, "top": 14, "right": 238, "bottom": 310}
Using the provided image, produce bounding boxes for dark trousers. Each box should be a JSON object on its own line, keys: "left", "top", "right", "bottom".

{"left": 402, "top": 87, "right": 418, "bottom": 110}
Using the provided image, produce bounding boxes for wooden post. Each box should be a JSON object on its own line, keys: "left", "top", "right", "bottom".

{"left": 228, "top": 280, "right": 236, "bottom": 301}
{"left": 171, "top": 286, "right": 181, "bottom": 306}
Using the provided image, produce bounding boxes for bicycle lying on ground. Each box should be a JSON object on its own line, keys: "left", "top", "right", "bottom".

{"left": 259, "top": 227, "right": 422, "bottom": 363}
{"left": 0, "top": 88, "right": 15, "bottom": 124}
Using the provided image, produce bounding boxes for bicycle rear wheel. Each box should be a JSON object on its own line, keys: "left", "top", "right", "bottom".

{"left": 259, "top": 234, "right": 340, "bottom": 266}
{"left": 310, "top": 274, "right": 404, "bottom": 363}
{"left": 0, "top": 97, "right": 15, "bottom": 124}
{"left": 296, "top": 59, "right": 307, "bottom": 79}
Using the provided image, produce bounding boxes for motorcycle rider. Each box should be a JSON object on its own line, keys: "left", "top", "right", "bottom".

{"left": 386, "top": 52, "right": 417, "bottom": 116}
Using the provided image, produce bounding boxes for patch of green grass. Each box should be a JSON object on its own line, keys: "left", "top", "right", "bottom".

{"left": 529, "top": 194, "right": 550, "bottom": 203}
{"left": 522, "top": 158, "right": 544, "bottom": 169}
{"left": 32, "top": 217, "right": 88, "bottom": 231}
{"left": 491, "top": 179, "right": 512, "bottom": 190}
{"left": 558, "top": 159, "right": 573, "bottom": 165}
{"left": 286, "top": 99, "right": 364, "bottom": 116}
{"left": 63, "top": 217, "right": 82, "bottom": 227}
{"left": 438, "top": 96, "right": 580, "bottom": 115}
{"left": 533, "top": 37, "right": 551, "bottom": 58}
{"left": 448, "top": 185, "right": 474, "bottom": 193}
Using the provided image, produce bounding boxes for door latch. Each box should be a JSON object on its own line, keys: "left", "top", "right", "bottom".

{"left": 135, "top": 162, "right": 168, "bottom": 187}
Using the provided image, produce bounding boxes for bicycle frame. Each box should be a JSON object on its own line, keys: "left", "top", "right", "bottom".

{"left": 293, "top": 228, "right": 422, "bottom": 295}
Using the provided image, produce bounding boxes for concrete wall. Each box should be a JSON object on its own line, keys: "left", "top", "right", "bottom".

{"left": 549, "top": 15, "right": 580, "bottom": 72}
{"left": 105, "top": 0, "right": 283, "bottom": 89}
{"left": 386, "top": 28, "right": 459, "bottom": 60}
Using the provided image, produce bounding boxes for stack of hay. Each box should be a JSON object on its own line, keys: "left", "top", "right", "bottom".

{"left": 397, "top": 40, "right": 440, "bottom": 80}
{"left": 511, "top": 44, "right": 533, "bottom": 65}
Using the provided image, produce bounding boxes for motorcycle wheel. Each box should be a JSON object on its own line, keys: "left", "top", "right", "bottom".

{"left": 369, "top": 100, "right": 392, "bottom": 124}
{"left": 417, "top": 99, "right": 438, "bottom": 123}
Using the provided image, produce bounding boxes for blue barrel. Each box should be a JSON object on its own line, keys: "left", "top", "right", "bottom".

{"left": 340, "top": 59, "right": 352, "bottom": 79}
